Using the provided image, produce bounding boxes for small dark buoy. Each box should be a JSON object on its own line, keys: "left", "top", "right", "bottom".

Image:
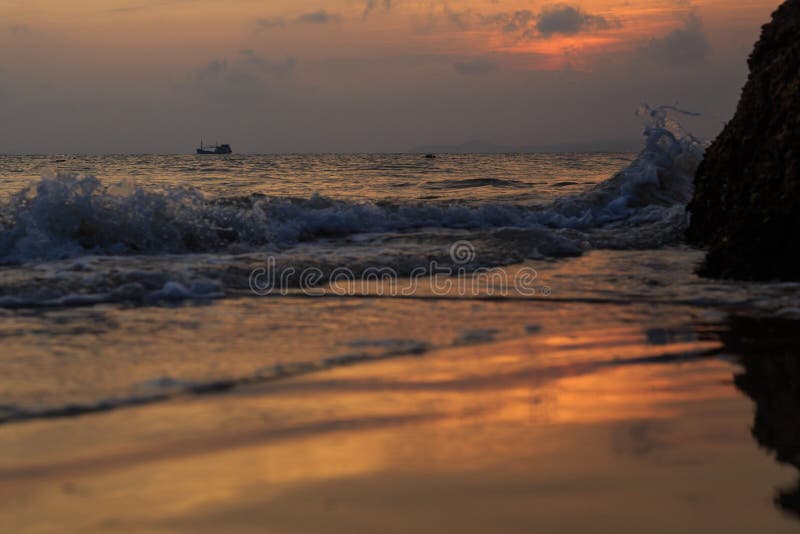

{"left": 425, "top": 153, "right": 436, "bottom": 159}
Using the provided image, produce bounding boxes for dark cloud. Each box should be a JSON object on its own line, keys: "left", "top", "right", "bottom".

{"left": 255, "top": 10, "right": 340, "bottom": 32}
{"left": 534, "top": 4, "right": 612, "bottom": 37}
{"left": 453, "top": 58, "right": 499, "bottom": 75}
{"left": 478, "top": 4, "right": 615, "bottom": 40}
{"left": 639, "top": 14, "right": 711, "bottom": 66}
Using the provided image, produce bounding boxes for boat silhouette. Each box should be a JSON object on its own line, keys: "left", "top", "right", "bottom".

{"left": 196, "top": 141, "right": 232, "bottom": 155}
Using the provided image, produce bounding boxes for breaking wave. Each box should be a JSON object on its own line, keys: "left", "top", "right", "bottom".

{"left": 1, "top": 108, "right": 702, "bottom": 262}
{"left": 0, "top": 105, "right": 703, "bottom": 265}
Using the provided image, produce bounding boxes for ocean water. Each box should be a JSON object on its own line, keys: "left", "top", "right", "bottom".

{"left": 0, "top": 107, "right": 695, "bottom": 296}
{"left": 3, "top": 107, "right": 800, "bottom": 531}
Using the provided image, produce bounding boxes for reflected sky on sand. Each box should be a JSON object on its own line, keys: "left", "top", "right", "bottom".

{"left": 1, "top": 306, "right": 799, "bottom": 533}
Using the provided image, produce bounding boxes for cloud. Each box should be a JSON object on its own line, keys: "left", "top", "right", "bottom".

{"left": 191, "top": 51, "right": 296, "bottom": 95}
{"left": 480, "top": 10, "right": 534, "bottom": 34}
{"left": 195, "top": 59, "right": 229, "bottom": 83}
{"left": 533, "top": 4, "right": 612, "bottom": 38}
{"left": 442, "top": 5, "right": 471, "bottom": 30}
{"left": 239, "top": 49, "right": 296, "bottom": 75}
{"left": 255, "top": 17, "right": 286, "bottom": 30}
{"left": 363, "top": 0, "right": 392, "bottom": 18}
{"left": 638, "top": 14, "right": 711, "bottom": 66}
{"left": 502, "top": 11, "right": 535, "bottom": 34}
{"left": 479, "top": 4, "right": 615, "bottom": 40}
{"left": 411, "top": 5, "right": 474, "bottom": 35}
{"left": 108, "top": 0, "right": 196, "bottom": 14}
{"left": 296, "top": 10, "right": 340, "bottom": 24}
{"left": 255, "top": 9, "right": 340, "bottom": 32}
{"left": 453, "top": 58, "right": 499, "bottom": 75}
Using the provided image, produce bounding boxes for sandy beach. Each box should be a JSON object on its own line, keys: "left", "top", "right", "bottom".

{"left": 2, "top": 291, "right": 798, "bottom": 533}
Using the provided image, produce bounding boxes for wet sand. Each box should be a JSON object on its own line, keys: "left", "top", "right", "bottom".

{"left": 1, "top": 317, "right": 798, "bottom": 533}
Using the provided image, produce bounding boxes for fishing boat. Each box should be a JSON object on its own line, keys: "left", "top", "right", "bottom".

{"left": 196, "top": 141, "right": 232, "bottom": 155}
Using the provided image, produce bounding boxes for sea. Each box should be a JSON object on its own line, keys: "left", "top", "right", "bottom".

{"left": 2, "top": 106, "right": 800, "bottom": 531}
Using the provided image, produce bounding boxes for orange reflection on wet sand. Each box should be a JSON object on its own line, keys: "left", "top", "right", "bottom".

{"left": 0, "top": 325, "right": 795, "bottom": 533}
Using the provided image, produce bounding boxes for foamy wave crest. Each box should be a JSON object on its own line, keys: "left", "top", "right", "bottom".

{"left": 0, "top": 174, "right": 270, "bottom": 263}
{"left": 0, "top": 106, "right": 703, "bottom": 266}
{"left": 544, "top": 104, "right": 703, "bottom": 226}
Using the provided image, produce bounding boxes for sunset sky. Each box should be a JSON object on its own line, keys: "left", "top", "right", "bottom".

{"left": 0, "top": 0, "right": 782, "bottom": 153}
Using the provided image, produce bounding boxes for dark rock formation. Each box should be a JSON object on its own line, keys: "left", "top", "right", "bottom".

{"left": 686, "top": 0, "right": 800, "bottom": 280}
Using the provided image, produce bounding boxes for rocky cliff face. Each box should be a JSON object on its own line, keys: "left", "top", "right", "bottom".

{"left": 686, "top": 0, "right": 800, "bottom": 280}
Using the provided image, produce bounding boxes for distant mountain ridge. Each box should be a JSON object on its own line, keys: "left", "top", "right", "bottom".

{"left": 408, "top": 138, "right": 642, "bottom": 154}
